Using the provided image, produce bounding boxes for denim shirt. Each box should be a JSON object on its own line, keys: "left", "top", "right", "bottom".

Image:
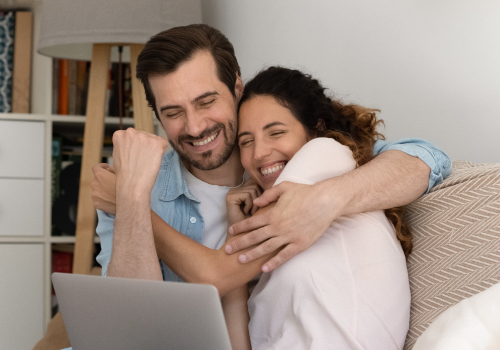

{"left": 95, "top": 138, "right": 452, "bottom": 281}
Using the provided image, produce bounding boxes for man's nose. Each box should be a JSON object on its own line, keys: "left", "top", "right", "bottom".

{"left": 184, "top": 111, "right": 207, "bottom": 137}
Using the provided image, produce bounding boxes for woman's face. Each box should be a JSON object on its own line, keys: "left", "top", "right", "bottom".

{"left": 238, "top": 95, "right": 311, "bottom": 190}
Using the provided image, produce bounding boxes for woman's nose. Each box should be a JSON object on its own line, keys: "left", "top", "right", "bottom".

{"left": 253, "top": 140, "right": 272, "bottom": 160}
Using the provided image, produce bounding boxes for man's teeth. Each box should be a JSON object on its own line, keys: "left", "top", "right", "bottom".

{"left": 192, "top": 132, "right": 218, "bottom": 146}
{"left": 261, "top": 164, "right": 285, "bottom": 176}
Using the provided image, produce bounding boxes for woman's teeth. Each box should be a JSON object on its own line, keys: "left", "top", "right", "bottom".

{"left": 192, "top": 131, "right": 218, "bottom": 146}
{"left": 261, "top": 163, "right": 285, "bottom": 176}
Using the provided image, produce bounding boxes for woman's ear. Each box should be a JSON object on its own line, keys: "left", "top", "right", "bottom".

{"left": 234, "top": 75, "right": 244, "bottom": 101}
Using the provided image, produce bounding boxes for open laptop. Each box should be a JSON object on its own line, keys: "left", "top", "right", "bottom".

{"left": 52, "top": 273, "right": 232, "bottom": 350}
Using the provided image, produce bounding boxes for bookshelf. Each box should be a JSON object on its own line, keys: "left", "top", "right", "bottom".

{"left": 0, "top": 2, "right": 163, "bottom": 349}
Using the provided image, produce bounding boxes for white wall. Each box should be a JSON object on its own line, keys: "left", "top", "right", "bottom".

{"left": 202, "top": 0, "right": 500, "bottom": 163}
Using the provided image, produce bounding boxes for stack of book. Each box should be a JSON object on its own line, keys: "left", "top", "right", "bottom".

{"left": 52, "top": 59, "right": 90, "bottom": 116}
{"left": 0, "top": 10, "right": 32, "bottom": 113}
{"left": 52, "top": 59, "right": 134, "bottom": 118}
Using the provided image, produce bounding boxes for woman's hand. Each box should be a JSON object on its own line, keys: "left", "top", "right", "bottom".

{"left": 226, "top": 178, "right": 263, "bottom": 229}
{"left": 91, "top": 163, "right": 117, "bottom": 215}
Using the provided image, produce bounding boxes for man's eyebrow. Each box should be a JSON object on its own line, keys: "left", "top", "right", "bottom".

{"left": 159, "top": 91, "right": 219, "bottom": 113}
{"left": 237, "top": 122, "right": 286, "bottom": 139}
{"left": 192, "top": 91, "right": 218, "bottom": 104}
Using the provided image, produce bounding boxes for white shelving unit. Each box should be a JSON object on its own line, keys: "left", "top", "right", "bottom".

{"left": 0, "top": 1, "right": 162, "bottom": 348}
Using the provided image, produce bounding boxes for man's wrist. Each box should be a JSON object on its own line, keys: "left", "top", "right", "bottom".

{"left": 317, "top": 176, "right": 353, "bottom": 219}
{"left": 116, "top": 177, "right": 153, "bottom": 203}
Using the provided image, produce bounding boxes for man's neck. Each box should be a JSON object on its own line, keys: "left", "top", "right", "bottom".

{"left": 182, "top": 148, "right": 244, "bottom": 187}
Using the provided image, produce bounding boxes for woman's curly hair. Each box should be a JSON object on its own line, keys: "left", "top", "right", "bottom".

{"left": 239, "top": 66, "right": 412, "bottom": 257}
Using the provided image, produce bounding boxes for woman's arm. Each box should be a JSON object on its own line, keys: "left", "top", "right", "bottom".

{"left": 221, "top": 285, "right": 252, "bottom": 350}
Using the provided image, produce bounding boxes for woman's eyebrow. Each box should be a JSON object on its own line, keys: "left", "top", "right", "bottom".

{"left": 263, "top": 121, "right": 285, "bottom": 130}
{"left": 237, "top": 122, "right": 286, "bottom": 139}
{"left": 237, "top": 131, "right": 251, "bottom": 139}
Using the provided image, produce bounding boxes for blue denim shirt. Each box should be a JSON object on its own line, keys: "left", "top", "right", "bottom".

{"left": 95, "top": 138, "right": 452, "bottom": 281}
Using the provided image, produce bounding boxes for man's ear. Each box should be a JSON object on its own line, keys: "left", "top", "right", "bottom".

{"left": 234, "top": 75, "right": 244, "bottom": 102}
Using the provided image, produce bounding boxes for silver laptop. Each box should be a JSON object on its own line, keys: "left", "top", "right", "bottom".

{"left": 52, "top": 273, "right": 232, "bottom": 350}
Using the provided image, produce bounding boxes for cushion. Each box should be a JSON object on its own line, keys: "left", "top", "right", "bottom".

{"left": 412, "top": 281, "right": 500, "bottom": 349}
{"left": 403, "top": 161, "right": 500, "bottom": 349}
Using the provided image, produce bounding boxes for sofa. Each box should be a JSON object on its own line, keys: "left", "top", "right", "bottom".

{"left": 34, "top": 161, "right": 500, "bottom": 349}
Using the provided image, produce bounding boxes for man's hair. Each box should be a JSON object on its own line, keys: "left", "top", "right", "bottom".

{"left": 136, "top": 24, "right": 241, "bottom": 120}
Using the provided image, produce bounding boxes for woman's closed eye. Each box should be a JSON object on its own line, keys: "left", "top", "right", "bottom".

{"left": 239, "top": 138, "right": 254, "bottom": 147}
{"left": 269, "top": 130, "right": 287, "bottom": 138}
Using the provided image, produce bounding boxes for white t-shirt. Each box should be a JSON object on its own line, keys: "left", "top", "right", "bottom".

{"left": 181, "top": 164, "right": 245, "bottom": 250}
{"left": 248, "top": 138, "right": 411, "bottom": 350}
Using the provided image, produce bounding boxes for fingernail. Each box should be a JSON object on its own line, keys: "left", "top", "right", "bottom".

{"left": 229, "top": 227, "right": 234, "bottom": 235}
{"left": 225, "top": 245, "right": 232, "bottom": 254}
{"left": 262, "top": 265, "right": 270, "bottom": 272}
{"left": 239, "top": 254, "right": 247, "bottom": 263}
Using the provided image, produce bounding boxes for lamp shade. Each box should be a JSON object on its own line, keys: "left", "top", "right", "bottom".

{"left": 37, "top": 0, "right": 202, "bottom": 61}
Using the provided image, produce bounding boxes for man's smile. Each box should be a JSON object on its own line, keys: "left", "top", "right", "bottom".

{"left": 191, "top": 130, "right": 220, "bottom": 147}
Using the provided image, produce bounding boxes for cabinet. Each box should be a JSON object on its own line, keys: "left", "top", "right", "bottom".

{"left": 0, "top": 2, "right": 162, "bottom": 349}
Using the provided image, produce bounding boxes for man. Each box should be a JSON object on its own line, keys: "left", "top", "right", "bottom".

{"left": 92, "top": 24, "right": 451, "bottom": 288}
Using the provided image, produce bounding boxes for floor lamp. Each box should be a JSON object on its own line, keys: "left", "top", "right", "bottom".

{"left": 38, "top": 0, "right": 202, "bottom": 275}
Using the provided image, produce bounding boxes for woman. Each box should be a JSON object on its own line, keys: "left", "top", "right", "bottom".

{"left": 93, "top": 66, "right": 411, "bottom": 349}
{"left": 235, "top": 67, "right": 411, "bottom": 349}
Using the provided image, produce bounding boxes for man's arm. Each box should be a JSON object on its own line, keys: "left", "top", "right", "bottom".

{"left": 226, "top": 139, "right": 452, "bottom": 272}
{"left": 105, "top": 128, "right": 167, "bottom": 280}
{"left": 92, "top": 164, "right": 277, "bottom": 295}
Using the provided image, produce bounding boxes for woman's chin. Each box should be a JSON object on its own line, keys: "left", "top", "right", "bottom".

{"left": 260, "top": 169, "right": 284, "bottom": 190}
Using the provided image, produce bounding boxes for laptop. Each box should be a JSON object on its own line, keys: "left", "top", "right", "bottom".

{"left": 52, "top": 273, "right": 232, "bottom": 350}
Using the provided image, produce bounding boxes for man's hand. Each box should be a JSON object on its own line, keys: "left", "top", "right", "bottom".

{"left": 112, "top": 128, "right": 168, "bottom": 196}
{"left": 225, "top": 180, "right": 342, "bottom": 272}
{"left": 91, "top": 163, "right": 117, "bottom": 215}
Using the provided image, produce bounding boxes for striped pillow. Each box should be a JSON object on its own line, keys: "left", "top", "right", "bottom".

{"left": 404, "top": 161, "right": 500, "bottom": 349}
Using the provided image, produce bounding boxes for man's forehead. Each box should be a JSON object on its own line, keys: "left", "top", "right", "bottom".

{"left": 153, "top": 52, "right": 226, "bottom": 104}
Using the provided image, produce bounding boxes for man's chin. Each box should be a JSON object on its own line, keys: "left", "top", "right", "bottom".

{"left": 170, "top": 137, "right": 235, "bottom": 171}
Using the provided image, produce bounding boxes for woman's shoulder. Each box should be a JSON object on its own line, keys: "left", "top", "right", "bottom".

{"left": 274, "top": 137, "right": 356, "bottom": 186}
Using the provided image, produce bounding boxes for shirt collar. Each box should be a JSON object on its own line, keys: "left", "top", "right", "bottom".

{"left": 159, "top": 150, "right": 199, "bottom": 202}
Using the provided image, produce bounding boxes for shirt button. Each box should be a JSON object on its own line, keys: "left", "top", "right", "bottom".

{"left": 190, "top": 217, "right": 197, "bottom": 224}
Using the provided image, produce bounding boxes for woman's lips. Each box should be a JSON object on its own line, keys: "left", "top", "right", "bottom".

{"left": 259, "top": 161, "right": 286, "bottom": 176}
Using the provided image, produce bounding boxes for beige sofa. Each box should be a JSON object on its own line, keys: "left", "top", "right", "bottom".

{"left": 34, "top": 161, "right": 500, "bottom": 349}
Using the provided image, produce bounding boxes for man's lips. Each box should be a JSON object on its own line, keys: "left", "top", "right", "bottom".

{"left": 190, "top": 130, "right": 220, "bottom": 146}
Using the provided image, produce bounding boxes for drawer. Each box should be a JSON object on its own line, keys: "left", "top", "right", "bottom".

{"left": 0, "top": 178, "right": 44, "bottom": 236}
{"left": 0, "top": 120, "right": 45, "bottom": 178}
{"left": 0, "top": 244, "right": 44, "bottom": 349}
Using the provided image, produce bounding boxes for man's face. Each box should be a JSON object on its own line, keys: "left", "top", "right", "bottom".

{"left": 149, "top": 50, "right": 241, "bottom": 171}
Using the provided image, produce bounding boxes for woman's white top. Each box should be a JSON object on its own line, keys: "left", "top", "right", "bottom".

{"left": 248, "top": 138, "right": 411, "bottom": 350}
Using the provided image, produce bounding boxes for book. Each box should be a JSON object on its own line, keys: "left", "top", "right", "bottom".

{"left": 57, "top": 59, "right": 69, "bottom": 115}
{"left": 68, "top": 59, "right": 77, "bottom": 115}
{"left": 76, "top": 60, "right": 88, "bottom": 115}
{"left": 0, "top": 11, "right": 15, "bottom": 113}
{"left": 12, "top": 11, "right": 32, "bottom": 113}
{"left": 52, "top": 59, "right": 59, "bottom": 114}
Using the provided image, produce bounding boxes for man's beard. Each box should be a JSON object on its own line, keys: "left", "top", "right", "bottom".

{"left": 169, "top": 120, "right": 237, "bottom": 171}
